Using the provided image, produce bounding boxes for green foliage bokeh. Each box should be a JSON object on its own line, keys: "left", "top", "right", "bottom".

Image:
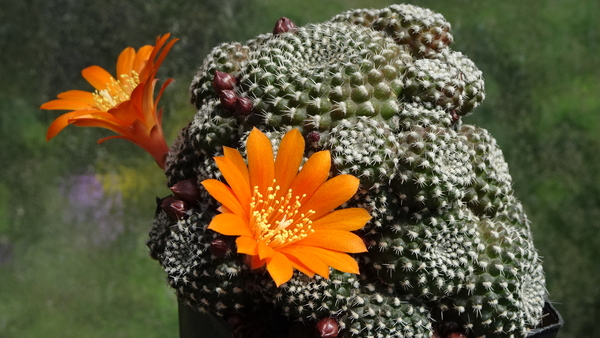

{"left": 0, "top": 0, "right": 598, "bottom": 336}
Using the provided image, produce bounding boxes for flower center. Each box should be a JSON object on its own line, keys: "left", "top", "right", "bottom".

{"left": 93, "top": 71, "right": 140, "bottom": 111}
{"left": 250, "top": 183, "right": 315, "bottom": 249}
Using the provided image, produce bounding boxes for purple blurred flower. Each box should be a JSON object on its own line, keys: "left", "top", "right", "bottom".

{"left": 61, "top": 174, "right": 124, "bottom": 246}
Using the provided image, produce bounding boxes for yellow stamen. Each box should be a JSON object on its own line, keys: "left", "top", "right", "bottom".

{"left": 250, "top": 182, "right": 315, "bottom": 249}
{"left": 93, "top": 71, "right": 140, "bottom": 111}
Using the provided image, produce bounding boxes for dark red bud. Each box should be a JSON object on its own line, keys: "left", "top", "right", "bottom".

{"left": 170, "top": 200, "right": 190, "bottom": 219}
{"left": 438, "top": 322, "right": 462, "bottom": 337}
{"left": 307, "top": 131, "right": 321, "bottom": 143}
{"left": 450, "top": 109, "right": 460, "bottom": 124}
{"left": 220, "top": 89, "right": 238, "bottom": 111}
{"left": 161, "top": 196, "right": 189, "bottom": 220}
{"left": 170, "top": 178, "right": 200, "bottom": 205}
{"left": 273, "top": 17, "right": 297, "bottom": 35}
{"left": 235, "top": 97, "right": 254, "bottom": 116}
{"left": 316, "top": 317, "right": 339, "bottom": 337}
{"left": 212, "top": 71, "right": 237, "bottom": 93}
{"left": 210, "top": 238, "right": 229, "bottom": 257}
{"left": 446, "top": 333, "right": 467, "bottom": 338}
{"left": 160, "top": 196, "right": 176, "bottom": 217}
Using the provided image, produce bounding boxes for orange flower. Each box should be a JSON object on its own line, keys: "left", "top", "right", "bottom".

{"left": 201, "top": 128, "right": 370, "bottom": 286}
{"left": 40, "top": 34, "right": 178, "bottom": 169}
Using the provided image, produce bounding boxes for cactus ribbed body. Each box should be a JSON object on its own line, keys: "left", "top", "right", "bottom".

{"left": 268, "top": 271, "right": 433, "bottom": 338}
{"left": 329, "top": 117, "right": 401, "bottom": 188}
{"left": 364, "top": 203, "right": 482, "bottom": 300}
{"left": 148, "top": 4, "right": 546, "bottom": 338}
{"left": 460, "top": 125, "right": 514, "bottom": 218}
{"left": 331, "top": 5, "right": 454, "bottom": 57}
{"left": 391, "top": 125, "right": 475, "bottom": 209}
{"left": 157, "top": 210, "right": 271, "bottom": 316}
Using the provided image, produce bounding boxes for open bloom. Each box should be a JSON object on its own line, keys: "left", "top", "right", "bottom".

{"left": 201, "top": 128, "right": 370, "bottom": 286}
{"left": 40, "top": 34, "right": 178, "bottom": 169}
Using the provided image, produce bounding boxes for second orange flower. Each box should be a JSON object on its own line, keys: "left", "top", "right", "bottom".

{"left": 41, "top": 34, "right": 178, "bottom": 169}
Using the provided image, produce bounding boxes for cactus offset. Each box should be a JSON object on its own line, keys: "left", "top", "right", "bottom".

{"left": 149, "top": 4, "right": 546, "bottom": 337}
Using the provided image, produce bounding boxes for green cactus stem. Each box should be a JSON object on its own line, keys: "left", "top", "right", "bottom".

{"left": 149, "top": 4, "right": 546, "bottom": 337}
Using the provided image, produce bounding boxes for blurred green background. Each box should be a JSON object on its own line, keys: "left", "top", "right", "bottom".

{"left": 0, "top": 0, "right": 598, "bottom": 337}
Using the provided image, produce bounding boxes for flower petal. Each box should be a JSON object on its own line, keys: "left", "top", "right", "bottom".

{"left": 288, "top": 150, "right": 330, "bottom": 199}
{"left": 149, "top": 34, "right": 178, "bottom": 75}
{"left": 81, "top": 65, "right": 116, "bottom": 91}
{"left": 274, "top": 129, "right": 304, "bottom": 193}
{"left": 311, "top": 208, "right": 371, "bottom": 231}
{"left": 208, "top": 213, "right": 253, "bottom": 237}
{"left": 109, "top": 99, "right": 143, "bottom": 125}
{"left": 116, "top": 47, "right": 136, "bottom": 79}
{"left": 45, "top": 111, "right": 85, "bottom": 140}
{"left": 247, "top": 128, "right": 274, "bottom": 195}
{"left": 140, "top": 78, "right": 158, "bottom": 127}
{"left": 266, "top": 251, "right": 294, "bottom": 286}
{"left": 250, "top": 255, "right": 265, "bottom": 269}
{"left": 133, "top": 45, "right": 154, "bottom": 76}
{"left": 45, "top": 110, "right": 126, "bottom": 140}
{"left": 40, "top": 99, "right": 95, "bottom": 111}
{"left": 299, "top": 174, "right": 360, "bottom": 219}
{"left": 68, "top": 112, "right": 129, "bottom": 131}
{"left": 154, "top": 79, "right": 174, "bottom": 125}
{"left": 283, "top": 256, "right": 315, "bottom": 278}
{"left": 214, "top": 156, "right": 251, "bottom": 214}
{"left": 280, "top": 246, "right": 330, "bottom": 279}
{"left": 303, "top": 246, "right": 360, "bottom": 274}
{"left": 57, "top": 90, "right": 96, "bottom": 105}
{"left": 201, "top": 179, "right": 246, "bottom": 218}
{"left": 258, "top": 241, "right": 276, "bottom": 260}
{"left": 138, "top": 34, "right": 177, "bottom": 82}
{"left": 294, "top": 229, "right": 367, "bottom": 253}
{"left": 223, "top": 147, "right": 249, "bottom": 184}
{"left": 97, "top": 135, "right": 126, "bottom": 144}
{"left": 236, "top": 236, "right": 258, "bottom": 256}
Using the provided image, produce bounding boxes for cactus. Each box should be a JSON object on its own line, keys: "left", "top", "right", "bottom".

{"left": 149, "top": 4, "right": 546, "bottom": 337}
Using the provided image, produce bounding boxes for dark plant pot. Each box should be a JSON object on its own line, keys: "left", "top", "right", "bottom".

{"left": 178, "top": 298, "right": 231, "bottom": 338}
{"left": 527, "top": 301, "right": 564, "bottom": 338}
{"left": 178, "top": 298, "right": 563, "bottom": 338}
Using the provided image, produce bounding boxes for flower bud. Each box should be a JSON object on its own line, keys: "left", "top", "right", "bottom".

{"left": 273, "top": 17, "right": 297, "bottom": 35}
{"left": 212, "top": 71, "right": 237, "bottom": 93}
{"left": 220, "top": 89, "right": 238, "bottom": 111}
{"left": 160, "top": 196, "right": 176, "bottom": 216}
{"left": 316, "top": 317, "right": 338, "bottom": 337}
{"left": 210, "top": 238, "right": 229, "bottom": 257}
{"left": 161, "top": 196, "right": 189, "bottom": 220}
{"left": 235, "top": 97, "right": 254, "bottom": 116}
{"left": 170, "top": 178, "right": 200, "bottom": 205}
{"left": 307, "top": 131, "right": 321, "bottom": 143}
{"left": 170, "top": 200, "right": 190, "bottom": 219}
{"left": 446, "top": 333, "right": 467, "bottom": 338}
{"left": 450, "top": 109, "right": 460, "bottom": 124}
{"left": 437, "top": 322, "right": 461, "bottom": 337}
